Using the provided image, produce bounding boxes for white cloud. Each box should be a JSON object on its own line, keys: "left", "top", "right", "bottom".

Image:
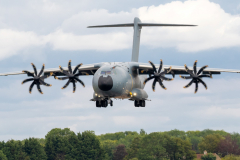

{"left": 1, "top": 0, "right": 240, "bottom": 60}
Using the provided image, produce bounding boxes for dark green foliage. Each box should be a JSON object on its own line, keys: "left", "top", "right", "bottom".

{"left": 198, "top": 134, "right": 224, "bottom": 153}
{"left": 137, "top": 132, "right": 167, "bottom": 160}
{"left": 78, "top": 130, "right": 104, "bottom": 160}
{"left": 231, "top": 132, "right": 240, "bottom": 148}
{"left": 0, "top": 150, "right": 7, "bottom": 160}
{"left": 45, "top": 128, "right": 80, "bottom": 160}
{"left": 124, "top": 137, "right": 141, "bottom": 160}
{"left": 23, "top": 138, "right": 47, "bottom": 160}
{"left": 164, "top": 136, "right": 196, "bottom": 160}
{"left": 201, "top": 153, "right": 216, "bottom": 160}
{"left": 2, "top": 140, "right": 27, "bottom": 160}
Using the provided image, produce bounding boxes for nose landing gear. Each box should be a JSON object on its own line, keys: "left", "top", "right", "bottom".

{"left": 134, "top": 100, "right": 145, "bottom": 107}
{"left": 96, "top": 99, "right": 113, "bottom": 108}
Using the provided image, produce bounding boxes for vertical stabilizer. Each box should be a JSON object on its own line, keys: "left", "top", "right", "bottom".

{"left": 87, "top": 18, "right": 196, "bottom": 62}
{"left": 131, "top": 17, "right": 142, "bottom": 62}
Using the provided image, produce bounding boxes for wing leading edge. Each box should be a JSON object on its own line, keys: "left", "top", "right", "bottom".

{"left": 138, "top": 63, "right": 240, "bottom": 75}
{"left": 0, "top": 63, "right": 102, "bottom": 77}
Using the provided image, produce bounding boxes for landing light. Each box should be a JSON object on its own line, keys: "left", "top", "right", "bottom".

{"left": 133, "top": 93, "right": 137, "bottom": 96}
{"left": 95, "top": 93, "right": 98, "bottom": 96}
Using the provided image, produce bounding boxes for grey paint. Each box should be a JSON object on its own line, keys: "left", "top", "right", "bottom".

{"left": 92, "top": 62, "right": 147, "bottom": 100}
{"left": 131, "top": 17, "right": 142, "bottom": 62}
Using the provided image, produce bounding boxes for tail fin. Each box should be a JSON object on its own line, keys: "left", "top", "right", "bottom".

{"left": 88, "top": 17, "right": 197, "bottom": 62}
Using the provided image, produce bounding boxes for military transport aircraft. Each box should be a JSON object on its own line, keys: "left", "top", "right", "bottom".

{"left": 1, "top": 17, "right": 240, "bottom": 107}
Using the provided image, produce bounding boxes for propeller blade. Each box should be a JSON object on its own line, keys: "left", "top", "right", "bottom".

{"left": 161, "top": 76, "right": 173, "bottom": 81}
{"left": 198, "top": 79, "right": 207, "bottom": 90}
{"left": 197, "top": 65, "right": 209, "bottom": 75}
{"left": 184, "top": 64, "right": 194, "bottom": 76}
{"left": 38, "top": 64, "right": 45, "bottom": 77}
{"left": 73, "top": 81, "right": 76, "bottom": 93}
{"left": 149, "top": 61, "right": 157, "bottom": 72}
{"left": 158, "top": 59, "right": 163, "bottom": 73}
{"left": 59, "top": 66, "right": 70, "bottom": 76}
{"left": 184, "top": 79, "right": 194, "bottom": 88}
{"left": 62, "top": 79, "right": 71, "bottom": 89}
{"left": 179, "top": 75, "right": 192, "bottom": 79}
{"left": 195, "top": 82, "right": 198, "bottom": 94}
{"left": 170, "top": 70, "right": 175, "bottom": 78}
{"left": 29, "top": 82, "right": 35, "bottom": 94}
{"left": 22, "top": 78, "right": 34, "bottom": 84}
{"left": 36, "top": 83, "right": 43, "bottom": 94}
{"left": 152, "top": 79, "right": 157, "bottom": 92}
{"left": 54, "top": 76, "right": 69, "bottom": 80}
{"left": 31, "top": 63, "right": 38, "bottom": 76}
{"left": 143, "top": 76, "right": 155, "bottom": 84}
{"left": 68, "top": 60, "right": 72, "bottom": 74}
{"left": 198, "top": 74, "right": 212, "bottom": 78}
{"left": 39, "top": 79, "right": 52, "bottom": 87}
{"left": 193, "top": 60, "right": 197, "bottom": 74}
{"left": 73, "top": 77, "right": 85, "bottom": 87}
{"left": 158, "top": 79, "right": 167, "bottom": 90}
{"left": 22, "top": 71, "right": 34, "bottom": 77}
{"left": 73, "top": 63, "right": 83, "bottom": 74}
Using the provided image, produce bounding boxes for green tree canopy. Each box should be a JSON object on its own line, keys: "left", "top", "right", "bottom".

{"left": 198, "top": 134, "right": 224, "bottom": 153}
{"left": 0, "top": 150, "right": 7, "bottom": 160}
{"left": 23, "top": 138, "right": 47, "bottom": 160}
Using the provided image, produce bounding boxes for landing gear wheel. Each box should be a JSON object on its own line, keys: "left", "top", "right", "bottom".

{"left": 141, "top": 100, "right": 145, "bottom": 107}
{"left": 110, "top": 100, "right": 113, "bottom": 106}
{"left": 96, "top": 101, "right": 101, "bottom": 107}
{"left": 134, "top": 100, "right": 139, "bottom": 107}
{"left": 101, "top": 100, "right": 108, "bottom": 107}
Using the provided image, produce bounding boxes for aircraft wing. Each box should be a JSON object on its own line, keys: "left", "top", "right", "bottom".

{"left": 138, "top": 63, "right": 240, "bottom": 75}
{"left": 0, "top": 63, "right": 102, "bottom": 77}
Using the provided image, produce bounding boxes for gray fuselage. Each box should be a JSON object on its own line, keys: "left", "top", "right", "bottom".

{"left": 92, "top": 62, "right": 147, "bottom": 99}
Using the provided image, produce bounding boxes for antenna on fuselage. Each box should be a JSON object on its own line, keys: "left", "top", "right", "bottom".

{"left": 87, "top": 17, "right": 197, "bottom": 62}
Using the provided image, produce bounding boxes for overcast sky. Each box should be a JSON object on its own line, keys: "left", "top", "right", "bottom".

{"left": 1, "top": 0, "right": 240, "bottom": 141}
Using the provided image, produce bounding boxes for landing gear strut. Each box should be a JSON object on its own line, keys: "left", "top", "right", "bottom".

{"left": 134, "top": 100, "right": 145, "bottom": 107}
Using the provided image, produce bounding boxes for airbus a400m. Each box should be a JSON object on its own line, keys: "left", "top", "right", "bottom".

{"left": 1, "top": 17, "right": 240, "bottom": 108}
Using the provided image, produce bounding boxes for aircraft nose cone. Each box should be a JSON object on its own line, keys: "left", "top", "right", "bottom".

{"left": 98, "top": 75, "right": 113, "bottom": 91}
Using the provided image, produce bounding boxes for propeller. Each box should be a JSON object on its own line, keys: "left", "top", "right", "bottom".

{"left": 22, "top": 63, "right": 53, "bottom": 94}
{"left": 54, "top": 60, "right": 85, "bottom": 93}
{"left": 180, "top": 60, "right": 212, "bottom": 93}
{"left": 144, "top": 59, "right": 173, "bottom": 91}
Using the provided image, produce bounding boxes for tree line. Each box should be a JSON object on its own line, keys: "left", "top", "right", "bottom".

{"left": 0, "top": 128, "right": 240, "bottom": 160}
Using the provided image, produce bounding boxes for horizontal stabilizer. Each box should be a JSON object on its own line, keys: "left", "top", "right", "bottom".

{"left": 87, "top": 23, "right": 197, "bottom": 28}
{"left": 139, "top": 23, "right": 197, "bottom": 27}
{"left": 87, "top": 23, "right": 134, "bottom": 28}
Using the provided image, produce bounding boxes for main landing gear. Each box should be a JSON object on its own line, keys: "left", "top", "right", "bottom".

{"left": 96, "top": 99, "right": 113, "bottom": 108}
{"left": 134, "top": 100, "right": 145, "bottom": 107}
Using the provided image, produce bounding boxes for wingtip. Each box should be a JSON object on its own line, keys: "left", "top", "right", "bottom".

{"left": 50, "top": 84, "right": 52, "bottom": 87}
{"left": 61, "top": 87, "right": 64, "bottom": 89}
{"left": 69, "top": 60, "right": 71, "bottom": 62}
{"left": 50, "top": 72, "right": 53, "bottom": 76}
{"left": 164, "top": 88, "right": 167, "bottom": 90}
{"left": 195, "top": 60, "right": 198, "bottom": 62}
{"left": 29, "top": 91, "right": 31, "bottom": 94}
{"left": 31, "top": 63, "right": 33, "bottom": 65}
{"left": 41, "top": 92, "right": 43, "bottom": 94}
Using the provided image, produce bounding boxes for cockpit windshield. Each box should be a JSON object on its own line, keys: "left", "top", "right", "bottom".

{"left": 101, "top": 71, "right": 112, "bottom": 75}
